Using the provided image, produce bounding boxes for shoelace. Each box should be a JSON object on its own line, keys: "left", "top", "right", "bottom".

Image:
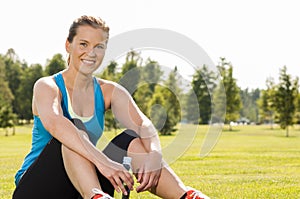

{"left": 186, "top": 187, "right": 210, "bottom": 199}
{"left": 190, "top": 190, "right": 203, "bottom": 199}
{"left": 92, "top": 188, "right": 114, "bottom": 199}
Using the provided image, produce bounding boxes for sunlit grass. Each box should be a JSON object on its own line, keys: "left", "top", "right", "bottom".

{"left": 1, "top": 124, "right": 299, "bottom": 198}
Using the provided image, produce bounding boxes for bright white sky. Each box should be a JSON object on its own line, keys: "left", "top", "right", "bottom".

{"left": 1, "top": 0, "right": 299, "bottom": 89}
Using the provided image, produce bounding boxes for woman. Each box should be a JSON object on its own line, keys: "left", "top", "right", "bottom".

{"left": 13, "top": 15, "right": 209, "bottom": 199}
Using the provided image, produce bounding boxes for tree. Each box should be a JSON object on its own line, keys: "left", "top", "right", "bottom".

{"left": 183, "top": 89, "right": 199, "bottom": 124}
{"left": 44, "top": 53, "right": 66, "bottom": 76}
{"left": 185, "top": 65, "right": 216, "bottom": 124}
{"left": 139, "top": 59, "right": 163, "bottom": 93}
{"left": 258, "top": 77, "right": 276, "bottom": 128}
{"left": 273, "top": 66, "right": 299, "bottom": 137}
{"left": 216, "top": 57, "right": 242, "bottom": 130}
{"left": 133, "top": 59, "right": 163, "bottom": 114}
{"left": 240, "top": 88, "right": 260, "bottom": 124}
{"left": 0, "top": 104, "right": 17, "bottom": 136}
{"left": 0, "top": 56, "right": 16, "bottom": 134}
{"left": 296, "top": 93, "right": 300, "bottom": 125}
{"left": 159, "top": 67, "right": 182, "bottom": 135}
{"left": 101, "top": 60, "right": 119, "bottom": 81}
{"left": 147, "top": 90, "right": 166, "bottom": 131}
{"left": 119, "top": 50, "right": 142, "bottom": 94}
{"left": 16, "top": 64, "right": 44, "bottom": 121}
{"left": 3, "top": 49, "right": 23, "bottom": 116}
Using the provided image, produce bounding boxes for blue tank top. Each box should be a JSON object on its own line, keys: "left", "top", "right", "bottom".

{"left": 15, "top": 72, "right": 105, "bottom": 185}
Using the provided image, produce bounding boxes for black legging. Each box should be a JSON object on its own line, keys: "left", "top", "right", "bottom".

{"left": 12, "top": 119, "right": 139, "bottom": 199}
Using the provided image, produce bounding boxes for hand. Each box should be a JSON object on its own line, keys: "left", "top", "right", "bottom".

{"left": 96, "top": 159, "right": 134, "bottom": 195}
{"left": 135, "top": 151, "right": 162, "bottom": 193}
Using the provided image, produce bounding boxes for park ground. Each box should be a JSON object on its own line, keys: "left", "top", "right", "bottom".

{"left": 1, "top": 124, "right": 300, "bottom": 199}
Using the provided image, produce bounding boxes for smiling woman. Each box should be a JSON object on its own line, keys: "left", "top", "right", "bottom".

{"left": 12, "top": 15, "right": 209, "bottom": 199}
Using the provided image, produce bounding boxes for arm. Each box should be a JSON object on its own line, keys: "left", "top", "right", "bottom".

{"left": 107, "top": 81, "right": 161, "bottom": 152}
{"left": 33, "top": 77, "right": 133, "bottom": 193}
{"left": 108, "top": 81, "right": 162, "bottom": 192}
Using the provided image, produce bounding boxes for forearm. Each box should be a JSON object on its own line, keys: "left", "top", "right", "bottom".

{"left": 45, "top": 116, "right": 110, "bottom": 168}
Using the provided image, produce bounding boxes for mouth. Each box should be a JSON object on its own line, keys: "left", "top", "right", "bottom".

{"left": 81, "top": 59, "right": 96, "bottom": 65}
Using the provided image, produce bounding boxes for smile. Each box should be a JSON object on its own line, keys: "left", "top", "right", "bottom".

{"left": 82, "top": 59, "right": 96, "bottom": 65}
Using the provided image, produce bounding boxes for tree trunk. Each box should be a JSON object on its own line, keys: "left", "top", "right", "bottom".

{"left": 286, "top": 126, "right": 289, "bottom": 137}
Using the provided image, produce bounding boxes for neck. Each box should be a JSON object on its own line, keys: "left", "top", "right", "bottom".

{"left": 62, "top": 68, "right": 93, "bottom": 91}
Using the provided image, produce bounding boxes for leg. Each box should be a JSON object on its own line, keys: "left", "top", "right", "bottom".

{"left": 13, "top": 138, "right": 79, "bottom": 199}
{"left": 128, "top": 137, "right": 210, "bottom": 199}
{"left": 62, "top": 145, "right": 101, "bottom": 199}
{"left": 62, "top": 129, "right": 140, "bottom": 199}
{"left": 127, "top": 138, "right": 187, "bottom": 199}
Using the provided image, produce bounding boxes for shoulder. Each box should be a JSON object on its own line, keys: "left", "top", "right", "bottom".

{"left": 95, "top": 77, "right": 128, "bottom": 94}
{"left": 33, "top": 76, "right": 58, "bottom": 94}
{"left": 95, "top": 77, "right": 132, "bottom": 108}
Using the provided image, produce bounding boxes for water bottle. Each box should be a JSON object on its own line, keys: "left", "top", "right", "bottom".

{"left": 122, "top": 156, "right": 132, "bottom": 199}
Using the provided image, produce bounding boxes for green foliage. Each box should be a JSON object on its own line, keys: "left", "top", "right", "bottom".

{"left": 44, "top": 53, "right": 66, "bottom": 76}
{"left": 101, "top": 61, "right": 119, "bottom": 81}
{"left": 2, "top": 47, "right": 300, "bottom": 137}
{"left": 119, "top": 50, "right": 141, "bottom": 94}
{"left": 159, "top": 67, "right": 181, "bottom": 135}
{"left": 296, "top": 94, "right": 300, "bottom": 124}
{"left": 216, "top": 58, "right": 242, "bottom": 129}
{"left": 0, "top": 56, "right": 16, "bottom": 130}
{"left": 258, "top": 77, "right": 276, "bottom": 127}
{"left": 185, "top": 65, "right": 217, "bottom": 124}
{"left": 183, "top": 90, "right": 199, "bottom": 124}
{"left": 147, "top": 89, "right": 166, "bottom": 131}
{"left": 3, "top": 50, "right": 24, "bottom": 116}
{"left": 133, "top": 59, "right": 163, "bottom": 115}
{"left": 16, "top": 64, "right": 44, "bottom": 120}
{"left": 239, "top": 88, "right": 260, "bottom": 123}
{"left": 0, "top": 104, "right": 17, "bottom": 133}
{"left": 273, "top": 66, "right": 299, "bottom": 136}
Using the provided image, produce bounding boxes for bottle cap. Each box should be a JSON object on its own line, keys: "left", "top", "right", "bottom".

{"left": 123, "top": 156, "right": 132, "bottom": 165}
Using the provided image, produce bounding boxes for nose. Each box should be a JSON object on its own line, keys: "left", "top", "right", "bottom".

{"left": 87, "top": 47, "right": 96, "bottom": 57}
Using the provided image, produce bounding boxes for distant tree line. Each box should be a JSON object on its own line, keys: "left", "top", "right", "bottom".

{"left": 0, "top": 48, "right": 299, "bottom": 137}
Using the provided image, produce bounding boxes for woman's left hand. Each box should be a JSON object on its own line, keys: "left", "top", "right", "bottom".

{"left": 135, "top": 151, "right": 162, "bottom": 193}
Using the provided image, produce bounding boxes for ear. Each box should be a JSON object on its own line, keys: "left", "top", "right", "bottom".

{"left": 65, "top": 40, "right": 71, "bottom": 53}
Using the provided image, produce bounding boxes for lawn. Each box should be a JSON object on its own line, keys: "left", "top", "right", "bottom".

{"left": 1, "top": 124, "right": 300, "bottom": 199}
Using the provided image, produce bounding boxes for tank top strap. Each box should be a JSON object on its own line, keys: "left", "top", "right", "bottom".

{"left": 53, "top": 73, "right": 72, "bottom": 120}
{"left": 93, "top": 77, "right": 105, "bottom": 121}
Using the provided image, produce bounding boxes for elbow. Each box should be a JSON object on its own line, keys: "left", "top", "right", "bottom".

{"left": 139, "top": 119, "right": 158, "bottom": 138}
{"left": 40, "top": 114, "right": 66, "bottom": 137}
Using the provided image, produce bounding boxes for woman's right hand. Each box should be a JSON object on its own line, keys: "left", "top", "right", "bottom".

{"left": 96, "top": 159, "right": 134, "bottom": 195}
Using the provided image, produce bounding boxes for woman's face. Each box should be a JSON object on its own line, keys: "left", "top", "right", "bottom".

{"left": 66, "top": 25, "right": 108, "bottom": 74}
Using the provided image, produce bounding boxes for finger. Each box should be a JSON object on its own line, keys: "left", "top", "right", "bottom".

{"left": 122, "top": 171, "right": 134, "bottom": 190}
{"left": 136, "top": 172, "right": 150, "bottom": 193}
{"left": 154, "top": 176, "right": 159, "bottom": 186}
{"left": 137, "top": 166, "right": 144, "bottom": 183}
{"left": 153, "top": 171, "right": 161, "bottom": 186}
{"left": 142, "top": 173, "right": 155, "bottom": 191}
{"left": 114, "top": 175, "right": 127, "bottom": 195}
{"left": 108, "top": 177, "right": 120, "bottom": 193}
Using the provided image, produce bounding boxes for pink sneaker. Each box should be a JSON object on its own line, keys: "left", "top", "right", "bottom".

{"left": 185, "top": 186, "right": 210, "bottom": 199}
{"left": 91, "top": 188, "right": 114, "bottom": 199}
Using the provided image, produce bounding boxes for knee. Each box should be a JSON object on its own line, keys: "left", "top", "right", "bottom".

{"left": 127, "top": 136, "right": 147, "bottom": 154}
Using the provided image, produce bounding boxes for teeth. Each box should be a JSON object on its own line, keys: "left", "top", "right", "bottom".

{"left": 82, "top": 60, "right": 95, "bottom": 64}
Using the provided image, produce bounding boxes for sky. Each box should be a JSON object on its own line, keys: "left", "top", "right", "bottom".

{"left": 1, "top": 0, "right": 299, "bottom": 89}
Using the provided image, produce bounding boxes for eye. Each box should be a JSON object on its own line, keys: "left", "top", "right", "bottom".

{"left": 96, "top": 44, "right": 106, "bottom": 49}
{"left": 80, "top": 42, "right": 88, "bottom": 48}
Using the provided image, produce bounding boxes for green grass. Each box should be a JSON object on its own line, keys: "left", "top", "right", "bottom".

{"left": 1, "top": 124, "right": 300, "bottom": 198}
